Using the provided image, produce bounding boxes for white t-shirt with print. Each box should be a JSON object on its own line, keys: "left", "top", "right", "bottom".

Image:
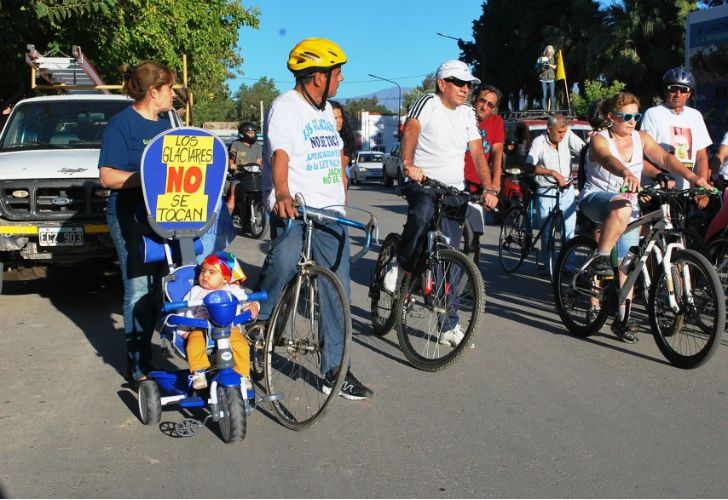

{"left": 407, "top": 93, "right": 481, "bottom": 188}
{"left": 525, "top": 129, "right": 584, "bottom": 188}
{"left": 641, "top": 103, "right": 712, "bottom": 189}
{"left": 263, "top": 90, "right": 344, "bottom": 213}
{"left": 718, "top": 131, "right": 728, "bottom": 179}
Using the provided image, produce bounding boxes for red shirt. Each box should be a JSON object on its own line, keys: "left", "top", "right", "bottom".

{"left": 464, "top": 114, "right": 505, "bottom": 188}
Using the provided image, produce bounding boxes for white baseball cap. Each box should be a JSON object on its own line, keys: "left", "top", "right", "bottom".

{"left": 436, "top": 60, "right": 481, "bottom": 85}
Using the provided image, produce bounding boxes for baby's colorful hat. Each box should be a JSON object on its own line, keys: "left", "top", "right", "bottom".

{"left": 202, "top": 251, "right": 246, "bottom": 283}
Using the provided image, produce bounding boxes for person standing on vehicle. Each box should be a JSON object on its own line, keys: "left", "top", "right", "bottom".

{"left": 255, "top": 38, "right": 373, "bottom": 400}
{"left": 226, "top": 121, "right": 263, "bottom": 213}
{"left": 536, "top": 45, "right": 557, "bottom": 112}
{"left": 463, "top": 84, "right": 505, "bottom": 256}
{"left": 98, "top": 61, "right": 176, "bottom": 383}
{"left": 525, "top": 114, "right": 584, "bottom": 273}
{"left": 641, "top": 68, "right": 712, "bottom": 200}
{"left": 383, "top": 59, "right": 498, "bottom": 345}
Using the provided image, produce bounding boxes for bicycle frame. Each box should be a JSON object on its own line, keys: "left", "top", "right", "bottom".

{"left": 526, "top": 183, "right": 566, "bottom": 252}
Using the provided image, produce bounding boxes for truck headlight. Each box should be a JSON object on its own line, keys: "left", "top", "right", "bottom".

{"left": 12, "top": 190, "right": 29, "bottom": 198}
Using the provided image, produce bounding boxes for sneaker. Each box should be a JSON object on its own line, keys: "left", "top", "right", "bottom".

{"left": 439, "top": 324, "right": 464, "bottom": 347}
{"left": 589, "top": 255, "right": 614, "bottom": 278}
{"left": 586, "top": 307, "right": 601, "bottom": 324}
{"left": 190, "top": 370, "right": 207, "bottom": 390}
{"left": 611, "top": 319, "right": 639, "bottom": 344}
{"left": 322, "top": 370, "right": 373, "bottom": 400}
{"left": 382, "top": 261, "right": 401, "bottom": 293}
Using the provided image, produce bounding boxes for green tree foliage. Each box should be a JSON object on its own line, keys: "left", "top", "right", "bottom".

{"left": 602, "top": 0, "right": 699, "bottom": 104}
{"left": 0, "top": 0, "right": 260, "bottom": 120}
{"left": 234, "top": 77, "right": 280, "bottom": 123}
{"left": 571, "top": 79, "right": 627, "bottom": 116}
{"left": 402, "top": 74, "right": 436, "bottom": 112}
{"left": 460, "top": 0, "right": 703, "bottom": 111}
{"left": 342, "top": 97, "right": 390, "bottom": 115}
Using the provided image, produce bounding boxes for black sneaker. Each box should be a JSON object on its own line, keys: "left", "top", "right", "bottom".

{"left": 589, "top": 255, "right": 614, "bottom": 278}
{"left": 322, "top": 370, "right": 373, "bottom": 401}
{"left": 611, "top": 319, "right": 639, "bottom": 344}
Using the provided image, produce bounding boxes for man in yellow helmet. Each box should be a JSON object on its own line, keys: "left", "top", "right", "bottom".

{"left": 256, "top": 38, "right": 373, "bottom": 400}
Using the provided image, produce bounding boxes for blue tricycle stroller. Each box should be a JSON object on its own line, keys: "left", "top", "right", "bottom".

{"left": 134, "top": 127, "right": 274, "bottom": 443}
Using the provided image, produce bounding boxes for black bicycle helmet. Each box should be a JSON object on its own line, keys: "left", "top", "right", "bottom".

{"left": 238, "top": 121, "right": 257, "bottom": 134}
{"left": 663, "top": 67, "right": 696, "bottom": 90}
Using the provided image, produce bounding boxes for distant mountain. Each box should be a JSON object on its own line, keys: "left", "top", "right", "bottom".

{"left": 339, "top": 86, "right": 410, "bottom": 113}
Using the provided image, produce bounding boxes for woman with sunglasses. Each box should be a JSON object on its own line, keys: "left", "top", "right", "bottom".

{"left": 578, "top": 91, "right": 710, "bottom": 343}
{"left": 641, "top": 68, "right": 712, "bottom": 193}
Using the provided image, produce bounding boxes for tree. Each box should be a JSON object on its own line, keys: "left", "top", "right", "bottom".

{"left": 570, "top": 79, "right": 627, "bottom": 116}
{"left": 601, "top": 0, "right": 699, "bottom": 104}
{"left": 342, "top": 97, "right": 390, "bottom": 115}
{"left": 234, "top": 77, "right": 280, "bottom": 123}
{"left": 0, "top": 0, "right": 260, "bottom": 119}
{"left": 402, "top": 74, "right": 436, "bottom": 112}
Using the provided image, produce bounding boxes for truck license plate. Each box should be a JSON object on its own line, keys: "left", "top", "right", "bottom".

{"left": 38, "top": 227, "right": 84, "bottom": 247}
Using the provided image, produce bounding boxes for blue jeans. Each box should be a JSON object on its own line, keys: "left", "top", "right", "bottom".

{"left": 395, "top": 182, "right": 464, "bottom": 331}
{"left": 107, "top": 212, "right": 164, "bottom": 380}
{"left": 256, "top": 212, "right": 351, "bottom": 375}
{"left": 541, "top": 80, "right": 555, "bottom": 110}
{"left": 536, "top": 186, "right": 576, "bottom": 266}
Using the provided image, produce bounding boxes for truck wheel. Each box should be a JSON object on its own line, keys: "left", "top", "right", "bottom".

{"left": 383, "top": 169, "right": 393, "bottom": 187}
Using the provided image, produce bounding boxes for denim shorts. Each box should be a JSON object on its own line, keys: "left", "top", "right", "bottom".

{"left": 579, "top": 191, "right": 640, "bottom": 259}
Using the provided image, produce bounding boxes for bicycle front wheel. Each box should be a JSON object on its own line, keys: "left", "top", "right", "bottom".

{"left": 547, "top": 212, "right": 565, "bottom": 282}
{"left": 395, "top": 248, "right": 485, "bottom": 371}
{"left": 498, "top": 205, "right": 528, "bottom": 273}
{"left": 553, "top": 235, "right": 612, "bottom": 338}
{"left": 648, "top": 249, "right": 725, "bottom": 369}
{"left": 263, "top": 265, "right": 351, "bottom": 430}
{"left": 370, "top": 232, "right": 400, "bottom": 336}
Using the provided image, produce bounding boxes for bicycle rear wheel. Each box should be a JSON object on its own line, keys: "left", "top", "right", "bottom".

{"left": 648, "top": 249, "right": 725, "bottom": 369}
{"left": 395, "top": 248, "right": 485, "bottom": 371}
{"left": 547, "top": 212, "right": 565, "bottom": 282}
{"left": 263, "top": 265, "right": 351, "bottom": 430}
{"left": 553, "top": 235, "right": 612, "bottom": 337}
{"left": 498, "top": 205, "right": 528, "bottom": 273}
{"left": 370, "top": 232, "right": 400, "bottom": 336}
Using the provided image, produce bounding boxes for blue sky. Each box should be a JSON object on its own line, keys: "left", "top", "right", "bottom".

{"left": 228, "top": 0, "right": 487, "bottom": 100}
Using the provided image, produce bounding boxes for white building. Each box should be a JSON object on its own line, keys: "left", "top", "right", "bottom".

{"left": 357, "top": 111, "right": 400, "bottom": 153}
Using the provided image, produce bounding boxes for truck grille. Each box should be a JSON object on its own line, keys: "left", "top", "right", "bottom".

{"left": 0, "top": 179, "right": 108, "bottom": 221}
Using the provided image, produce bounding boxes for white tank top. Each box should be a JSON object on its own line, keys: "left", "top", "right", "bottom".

{"left": 582, "top": 129, "right": 644, "bottom": 220}
{"left": 582, "top": 129, "right": 644, "bottom": 197}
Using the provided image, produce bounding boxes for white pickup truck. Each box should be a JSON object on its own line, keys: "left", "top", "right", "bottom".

{"left": 0, "top": 94, "right": 180, "bottom": 292}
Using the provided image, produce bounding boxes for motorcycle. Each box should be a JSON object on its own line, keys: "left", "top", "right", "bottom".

{"left": 232, "top": 162, "right": 267, "bottom": 239}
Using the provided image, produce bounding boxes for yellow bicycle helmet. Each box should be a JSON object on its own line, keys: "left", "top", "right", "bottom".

{"left": 287, "top": 38, "right": 347, "bottom": 78}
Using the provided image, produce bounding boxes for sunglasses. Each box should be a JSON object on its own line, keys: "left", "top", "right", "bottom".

{"left": 444, "top": 77, "right": 472, "bottom": 88}
{"left": 476, "top": 98, "right": 497, "bottom": 109}
{"left": 667, "top": 85, "right": 691, "bottom": 94}
{"left": 613, "top": 111, "right": 643, "bottom": 122}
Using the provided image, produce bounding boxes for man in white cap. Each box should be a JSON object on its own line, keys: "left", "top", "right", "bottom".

{"left": 383, "top": 59, "right": 498, "bottom": 346}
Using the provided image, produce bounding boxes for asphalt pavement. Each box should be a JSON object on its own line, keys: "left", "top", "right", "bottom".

{"left": 1, "top": 184, "right": 727, "bottom": 498}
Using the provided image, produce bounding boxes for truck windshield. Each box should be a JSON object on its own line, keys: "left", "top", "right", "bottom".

{"left": 0, "top": 100, "right": 130, "bottom": 151}
{"left": 358, "top": 153, "right": 383, "bottom": 163}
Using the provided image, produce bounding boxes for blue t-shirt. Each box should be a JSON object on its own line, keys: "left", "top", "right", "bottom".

{"left": 98, "top": 106, "right": 171, "bottom": 215}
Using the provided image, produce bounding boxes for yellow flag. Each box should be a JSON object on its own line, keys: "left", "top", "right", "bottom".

{"left": 555, "top": 49, "right": 566, "bottom": 81}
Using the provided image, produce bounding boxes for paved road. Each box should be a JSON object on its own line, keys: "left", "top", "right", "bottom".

{"left": 1, "top": 184, "right": 727, "bottom": 498}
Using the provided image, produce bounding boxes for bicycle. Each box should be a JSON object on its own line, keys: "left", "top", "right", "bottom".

{"left": 369, "top": 177, "right": 486, "bottom": 371}
{"left": 257, "top": 195, "right": 377, "bottom": 430}
{"left": 498, "top": 173, "right": 574, "bottom": 281}
{"left": 553, "top": 186, "right": 724, "bottom": 369}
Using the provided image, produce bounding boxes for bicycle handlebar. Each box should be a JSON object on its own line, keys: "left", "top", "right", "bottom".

{"left": 162, "top": 291, "right": 268, "bottom": 314}
{"left": 421, "top": 177, "right": 484, "bottom": 203}
{"left": 619, "top": 185, "right": 720, "bottom": 196}
{"left": 281, "top": 193, "right": 379, "bottom": 263}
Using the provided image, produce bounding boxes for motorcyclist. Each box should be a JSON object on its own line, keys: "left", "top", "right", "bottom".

{"left": 226, "top": 121, "right": 263, "bottom": 213}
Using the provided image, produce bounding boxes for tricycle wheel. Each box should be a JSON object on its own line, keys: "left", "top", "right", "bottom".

{"left": 137, "top": 379, "right": 161, "bottom": 425}
{"left": 217, "top": 385, "right": 246, "bottom": 443}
